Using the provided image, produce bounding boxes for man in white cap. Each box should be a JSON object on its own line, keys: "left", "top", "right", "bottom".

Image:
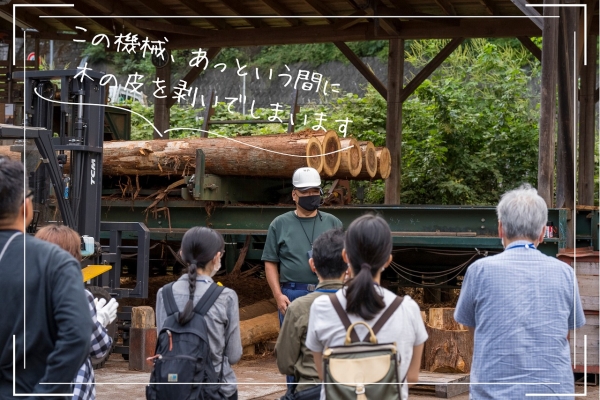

{"left": 262, "top": 167, "right": 342, "bottom": 327}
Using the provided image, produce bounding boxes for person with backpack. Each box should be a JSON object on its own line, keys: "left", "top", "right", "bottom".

{"left": 151, "top": 227, "right": 242, "bottom": 400}
{"left": 305, "top": 214, "right": 427, "bottom": 400}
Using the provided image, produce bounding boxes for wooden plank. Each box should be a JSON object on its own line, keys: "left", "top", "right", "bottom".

{"left": 537, "top": 0, "right": 559, "bottom": 207}
{"left": 400, "top": 38, "right": 464, "bottom": 102}
{"left": 384, "top": 38, "right": 403, "bottom": 205}
{"left": 221, "top": 0, "right": 267, "bottom": 28}
{"left": 434, "top": 0, "right": 457, "bottom": 16}
{"left": 517, "top": 36, "right": 542, "bottom": 62}
{"left": 578, "top": 34, "right": 597, "bottom": 206}
{"left": 334, "top": 42, "right": 387, "bottom": 99}
{"left": 260, "top": 0, "right": 300, "bottom": 27}
{"left": 511, "top": 0, "right": 544, "bottom": 31}
{"left": 177, "top": 0, "right": 232, "bottom": 30}
{"left": 580, "top": 296, "right": 600, "bottom": 311}
{"left": 412, "top": 372, "right": 470, "bottom": 398}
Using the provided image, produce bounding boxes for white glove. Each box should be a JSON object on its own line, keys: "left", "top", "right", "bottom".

{"left": 95, "top": 297, "right": 119, "bottom": 327}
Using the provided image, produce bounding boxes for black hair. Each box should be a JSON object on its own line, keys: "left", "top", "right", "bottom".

{"left": 0, "top": 158, "right": 25, "bottom": 223}
{"left": 312, "top": 228, "right": 346, "bottom": 279}
{"left": 177, "top": 226, "right": 224, "bottom": 325}
{"left": 344, "top": 214, "right": 392, "bottom": 320}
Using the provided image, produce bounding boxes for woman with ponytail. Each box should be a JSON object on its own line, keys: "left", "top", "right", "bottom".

{"left": 305, "top": 215, "right": 427, "bottom": 400}
{"left": 155, "top": 227, "right": 242, "bottom": 400}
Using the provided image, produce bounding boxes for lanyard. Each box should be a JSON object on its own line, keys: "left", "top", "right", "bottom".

{"left": 295, "top": 213, "right": 317, "bottom": 247}
{"left": 315, "top": 288, "right": 338, "bottom": 293}
{"left": 506, "top": 243, "right": 536, "bottom": 250}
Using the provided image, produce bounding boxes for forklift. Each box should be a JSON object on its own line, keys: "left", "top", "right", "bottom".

{"left": 0, "top": 70, "right": 150, "bottom": 367}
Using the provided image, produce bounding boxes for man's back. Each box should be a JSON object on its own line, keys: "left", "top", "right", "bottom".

{"left": 455, "top": 242, "right": 585, "bottom": 398}
{"left": 0, "top": 231, "right": 91, "bottom": 398}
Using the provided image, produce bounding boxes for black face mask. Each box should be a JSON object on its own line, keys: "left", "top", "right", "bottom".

{"left": 297, "top": 195, "right": 321, "bottom": 211}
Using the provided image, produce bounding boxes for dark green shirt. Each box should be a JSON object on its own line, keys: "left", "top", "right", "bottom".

{"left": 274, "top": 281, "right": 344, "bottom": 391}
{"left": 262, "top": 211, "right": 342, "bottom": 284}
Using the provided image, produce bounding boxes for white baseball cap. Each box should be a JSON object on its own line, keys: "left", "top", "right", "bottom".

{"left": 292, "top": 167, "right": 321, "bottom": 191}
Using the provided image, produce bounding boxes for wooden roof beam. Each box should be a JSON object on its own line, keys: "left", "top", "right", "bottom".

{"left": 131, "top": 0, "right": 187, "bottom": 26}
{"left": 168, "top": 19, "right": 544, "bottom": 49}
{"left": 478, "top": 0, "right": 498, "bottom": 16}
{"left": 511, "top": 0, "right": 543, "bottom": 31}
{"left": 260, "top": 0, "right": 300, "bottom": 27}
{"left": 83, "top": 0, "right": 157, "bottom": 39}
{"left": 167, "top": 47, "right": 221, "bottom": 108}
{"left": 334, "top": 41, "right": 387, "bottom": 98}
{"left": 177, "top": 0, "right": 231, "bottom": 30}
{"left": 399, "top": 37, "right": 464, "bottom": 102}
{"left": 434, "top": 0, "right": 457, "bottom": 16}
{"left": 221, "top": 0, "right": 267, "bottom": 28}
{"left": 303, "top": 0, "right": 335, "bottom": 24}
{"left": 136, "top": 19, "right": 213, "bottom": 37}
{"left": 19, "top": 0, "right": 91, "bottom": 35}
{"left": 54, "top": 0, "right": 117, "bottom": 35}
{"left": 0, "top": 4, "right": 74, "bottom": 37}
{"left": 517, "top": 36, "right": 541, "bottom": 62}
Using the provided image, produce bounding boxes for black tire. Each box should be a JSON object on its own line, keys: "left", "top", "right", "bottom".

{"left": 87, "top": 286, "right": 117, "bottom": 369}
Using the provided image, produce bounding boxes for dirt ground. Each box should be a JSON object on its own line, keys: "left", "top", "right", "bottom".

{"left": 94, "top": 352, "right": 599, "bottom": 399}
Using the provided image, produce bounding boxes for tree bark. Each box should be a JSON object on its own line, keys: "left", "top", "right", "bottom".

{"left": 239, "top": 311, "right": 279, "bottom": 347}
{"left": 422, "top": 324, "right": 473, "bottom": 373}
{"left": 98, "top": 135, "right": 324, "bottom": 178}
{"left": 239, "top": 299, "right": 278, "bottom": 321}
{"left": 428, "top": 308, "right": 465, "bottom": 331}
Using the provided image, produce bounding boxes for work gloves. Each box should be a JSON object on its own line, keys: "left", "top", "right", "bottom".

{"left": 94, "top": 297, "right": 119, "bottom": 327}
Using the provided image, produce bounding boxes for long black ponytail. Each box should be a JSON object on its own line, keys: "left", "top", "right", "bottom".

{"left": 344, "top": 214, "right": 393, "bottom": 320}
{"left": 178, "top": 226, "right": 224, "bottom": 325}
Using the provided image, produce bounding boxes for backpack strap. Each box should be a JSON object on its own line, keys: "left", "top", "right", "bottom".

{"left": 193, "top": 283, "right": 225, "bottom": 316}
{"left": 362, "top": 295, "right": 404, "bottom": 342}
{"left": 162, "top": 282, "right": 179, "bottom": 316}
{"left": 328, "top": 293, "right": 360, "bottom": 343}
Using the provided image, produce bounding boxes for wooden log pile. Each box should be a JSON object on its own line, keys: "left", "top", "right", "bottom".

{"left": 0, "top": 130, "right": 389, "bottom": 181}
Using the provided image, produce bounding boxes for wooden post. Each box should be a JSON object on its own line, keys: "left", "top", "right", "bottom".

{"left": 538, "top": 0, "right": 559, "bottom": 207}
{"left": 153, "top": 62, "right": 171, "bottom": 139}
{"left": 384, "top": 38, "right": 404, "bottom": 205}
{"left": 578, "top": 35, "right": 597, "bottom": 206}
{"left": 129, "top": 306, "right": 157, "bottom": 372}
{"left": 556, "top": 5, "right": 578, "bottom": 247}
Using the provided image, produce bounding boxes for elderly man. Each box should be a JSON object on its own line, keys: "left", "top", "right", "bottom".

{"left": 0, "top": 158, "right": 91, "bottom": 398}
{"left": 275, "top": 228, "right": 347, "bottom": 399}
{"left": 263, "top": 167, "right": 342, "bottom": 324}
{"left": 455, "top": 184, "right": 585, "bottom": 399}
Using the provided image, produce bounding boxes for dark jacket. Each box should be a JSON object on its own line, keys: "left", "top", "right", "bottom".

{"left": 0, "top": 230, "right": 92, "bottom": 399}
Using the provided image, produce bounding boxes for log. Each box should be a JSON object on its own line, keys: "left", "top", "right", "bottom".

{"left": 99, "top": 135, "right": 324, "bottom": 178}
{"left": 239, "top": 311, "right": 279, "bottom": 347}
{"left": 335, "top": 137, "right": 362, "bottom": 179}
{"left": 422, "top": 324, "right": 473, "bottom": 373}
{"left": 375, "top": 147, "right": 391, "bottom": 179}
{"left": 428, "top": 308, "right": 465, "bottom": 331}
{"left": 314, "top": 130, "right": 341, "bottom": 177}
{"left": 239, "top": 299, "right": 277, "bottom": 321}
{"left": 355, "top": 142, "right": 377, "bottom": 179}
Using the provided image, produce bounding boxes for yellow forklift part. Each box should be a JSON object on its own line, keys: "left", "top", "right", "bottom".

{"left": 82, "top": 265, "right": 112, "bottom": 282}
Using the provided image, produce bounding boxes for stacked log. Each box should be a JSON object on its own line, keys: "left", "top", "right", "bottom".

{"left": 239, "top": 311, "right": 279, "bottom": 347}
{"left": 315, "top": 130, "right": 341, "bottom": 177}
{"left": 335, "top": 137, "right": 362, "bottom": 179}
{"left": 0, "top": 132, "right": 387, "bottom": 181}
{"left": 421, "top": 308, "right": 473, "bottom": 373}
{"left": 355, "top": 141, "right": 377, "bottom": 179}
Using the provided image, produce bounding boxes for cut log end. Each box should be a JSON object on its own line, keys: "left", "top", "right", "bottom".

{"left": 376, "top": 147, "right": 391, "bottom": 179}
{"left": 305, "top": 137, "right": 324, "bottom": 173}
{"left": 316, "top": 130, "right": 341, "bottom": 177}
{"left": 338, "top": 138, "right": 362, "bottom": 178}
{"left": 355, "top": 142, "right": 377, "bottom": 179}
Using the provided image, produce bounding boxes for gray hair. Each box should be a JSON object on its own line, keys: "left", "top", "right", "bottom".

{"left": 496, "top": 184, "right": 547, "bottom": 241}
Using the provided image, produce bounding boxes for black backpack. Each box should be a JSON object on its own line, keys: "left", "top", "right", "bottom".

{"left": 146, "top": 282, "right": 226, "bottom": 400}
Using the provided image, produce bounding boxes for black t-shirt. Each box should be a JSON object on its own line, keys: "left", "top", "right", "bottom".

{"left": 0, "top": 230, "right": 92, "bottom": 398}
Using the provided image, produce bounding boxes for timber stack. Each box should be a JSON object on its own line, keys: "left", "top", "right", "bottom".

{"left": 0, "top": 130, "right": 388, "bottom": 181}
